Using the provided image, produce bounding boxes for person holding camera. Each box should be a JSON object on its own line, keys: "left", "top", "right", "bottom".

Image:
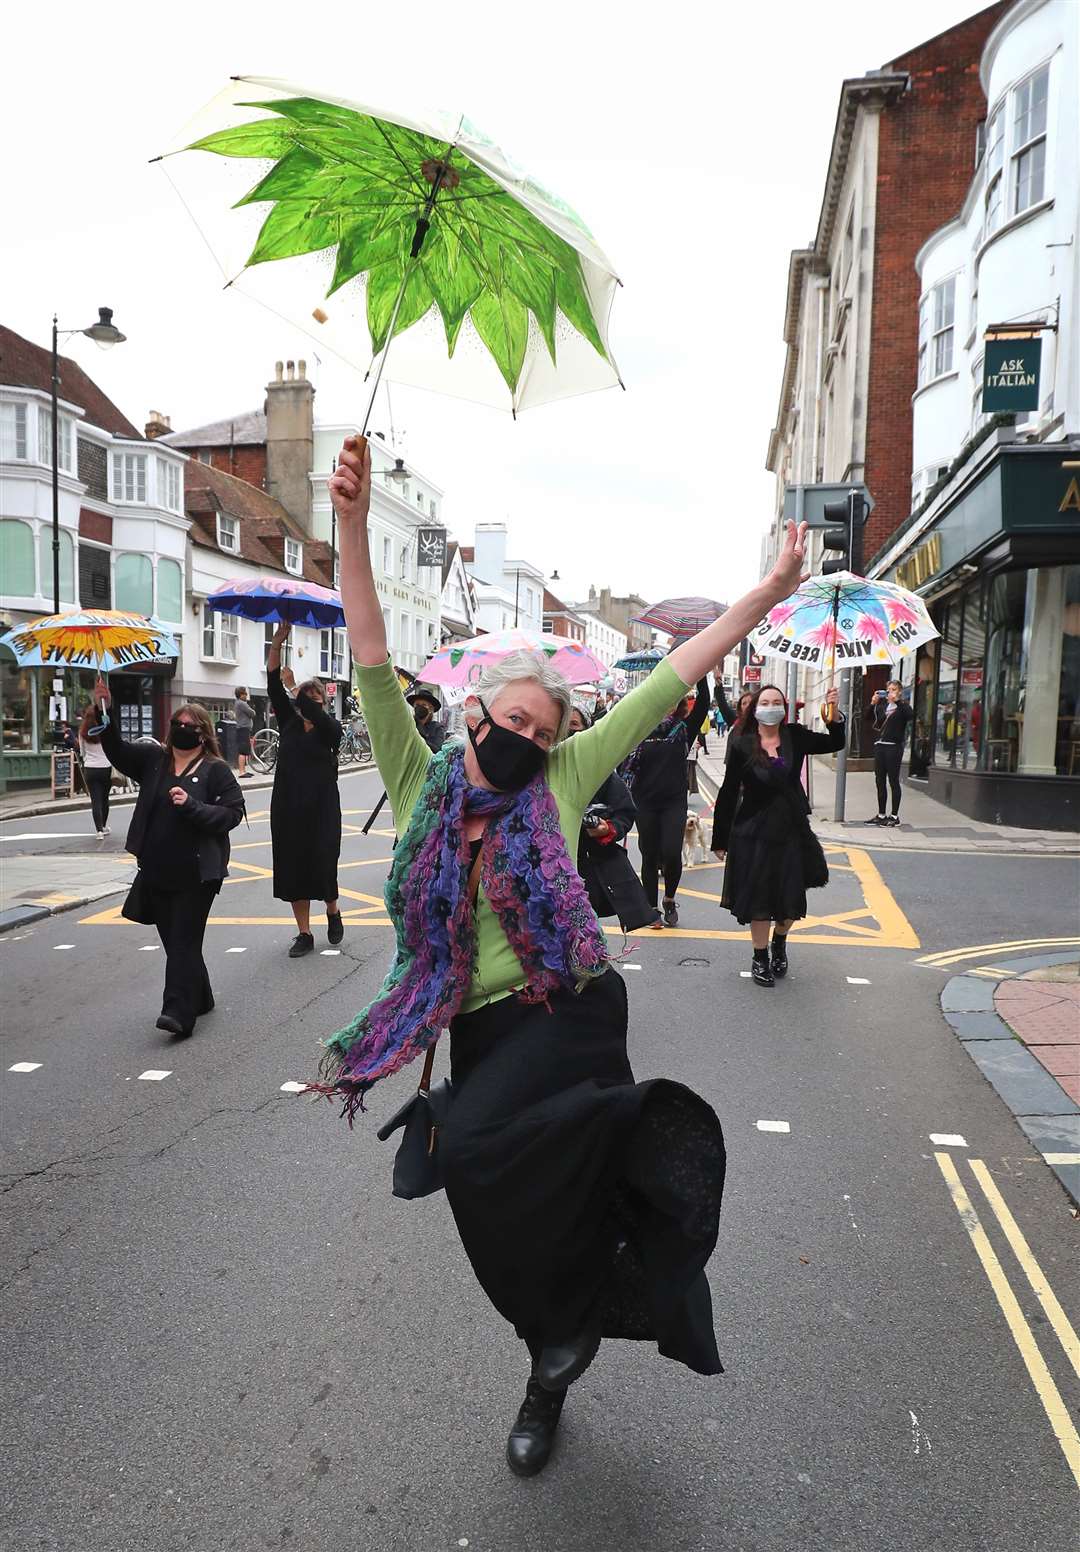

{"left": 867, "top": 680, "right": 914, "bottom": 827}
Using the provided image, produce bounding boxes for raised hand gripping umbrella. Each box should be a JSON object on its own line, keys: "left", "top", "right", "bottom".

{"left": 157, "top": 78, "right": 623, "bottom": 421}
{"left": 1, "top": 609, "right": 179, "bottom": 671}
{"left": 421, "top": 628, "right": 606, "bottom": 689}
{"left": 748, "top": 572, "right": 938, "bottom": 717}
{"left": 630, "top": 596, "right": 727, "bottom": 642}
{"left": 206, "top": 574, "right": 346, "bottom": 629}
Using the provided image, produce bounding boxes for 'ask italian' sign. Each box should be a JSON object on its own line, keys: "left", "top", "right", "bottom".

{"left": 982, "top": 337, "right": 1042, "bottom": 413}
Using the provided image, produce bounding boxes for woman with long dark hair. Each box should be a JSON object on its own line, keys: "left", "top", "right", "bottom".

{"left": 91, "top": 684, "right": 245, "bottom": 1036}
{"left": 711, "top": 683, "right": 844, "bottom": 987}
{"left": 78, "top": 700, "right": 113, "bottom": 836}
{"left": 266, "top": 622, "right": 344, "bottom": 958}
{"left": 315, "top": 436, "right": 808, "bottom": 1479}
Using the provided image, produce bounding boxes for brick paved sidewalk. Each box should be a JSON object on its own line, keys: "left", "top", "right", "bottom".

{"left": 994, "top": 964, "right": 1080, "bottom": 1106}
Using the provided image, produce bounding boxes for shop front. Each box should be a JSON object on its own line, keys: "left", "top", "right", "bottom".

{"left": 880, "top": 443, "right": 1080, "bottom": 830}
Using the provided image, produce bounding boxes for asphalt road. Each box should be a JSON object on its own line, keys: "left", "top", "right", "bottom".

{"left": 2, "top": 767, "right": 1078, "bottom": 1552}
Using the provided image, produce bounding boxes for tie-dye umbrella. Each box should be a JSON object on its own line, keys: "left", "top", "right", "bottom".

{"left": 747, "top": 572, "right": 938, "bottom": 680}
{"left": 1, "top": 609, "right": 179, "bottom": 671}
{"left": 422, "top": 628, "right": 606, "bottom": 688}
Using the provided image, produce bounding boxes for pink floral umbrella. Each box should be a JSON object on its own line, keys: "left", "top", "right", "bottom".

{"left": 421, "top": 628, "right": 606, "bottom": 688}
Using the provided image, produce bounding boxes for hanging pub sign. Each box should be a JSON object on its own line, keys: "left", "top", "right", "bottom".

{"left": 417, "top": 527, "right": 448, "bottom": 568}
{"left": 982, "top": 336, "right": 1042, "bottom": 413}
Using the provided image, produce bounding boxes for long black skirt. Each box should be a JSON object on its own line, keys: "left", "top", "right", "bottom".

{"left": 721, "top": 800, "right": 829, "bottom": 926}
{"left": 442, "top": 968, "right": 725, "bottom": 1375}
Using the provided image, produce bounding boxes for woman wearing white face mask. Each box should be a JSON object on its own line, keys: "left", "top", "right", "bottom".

{"left": 711, "top": 684, "right": 844, "bottom": 987}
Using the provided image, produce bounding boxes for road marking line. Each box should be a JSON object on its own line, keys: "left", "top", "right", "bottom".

{"left": 970, "top": 966, "right": 1019, "bottom": 978}
{"left": 137, "top": 1070, "right": 171, "bottom": 1082}
{"left": 0, "top": 832, "right": 97, "bottom": 841}
{"left": 9, "top": 1062, "right": 41, "bottom": 1073}
{"left": 138, "top": 944, "right": 159, "bottom": 951}
{"left": 935, "top": 1152, "right": 1080, "bottom": 1488}
{"left": 757, "top": 1120, "right": 791, "bottom": 1133}
{"left": 226, "top": 946, "right": 247, "bottom": 953}
{"left": 321, "top": 949, "right": 341, "bottom": 956}
{"left": 1045, "top": 1153, "right": 1080, "bottom": 1166}
{"left": 846, "top": 976, "right": 871, "bottom": 985}
{"left": 739, "top": 970, "right": 752, "bottom": 978}
{"left": 280, "top": 1081, "right": 306, "bottom": 1093}
{"left": 968, "top": 1158, "right": 1080, "bottom": 1381}
{"left": 622, "top": 963, "right": 642, "bottom": 971}
{"left": 930, "top": 1133, "right": 968, "bottom": 1147}
{"left": 917, "top": 938, "right": 1080, "bottom": 967}
{"left": 52, "top": 944, "right": 75, "bottom": 950}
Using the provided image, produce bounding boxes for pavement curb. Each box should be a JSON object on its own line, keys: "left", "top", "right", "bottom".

{"left": 0, "top": 883, "right": 134, "bottom": 934}
{"left": 939, "top": 953, "right": 1080, "bottom": 1207}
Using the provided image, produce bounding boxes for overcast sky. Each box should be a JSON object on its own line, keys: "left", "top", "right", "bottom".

{"left": 4, "top": 0, "right": 990, "bottom": 608}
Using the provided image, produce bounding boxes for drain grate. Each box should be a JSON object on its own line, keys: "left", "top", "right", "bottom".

{"left": 678, "top": 957, "right": 710, "bottom": 967}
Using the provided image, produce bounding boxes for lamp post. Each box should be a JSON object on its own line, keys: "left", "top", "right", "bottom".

{"left": 51, "top": 308, "right": 126, "bottom": 614}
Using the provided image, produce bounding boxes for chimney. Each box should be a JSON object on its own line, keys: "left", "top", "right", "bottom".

{"left": 265, "top": 358, "right": 314, "bottom": 533}
{"left": 145, "top": 410, "right": 171, "bottom": 440}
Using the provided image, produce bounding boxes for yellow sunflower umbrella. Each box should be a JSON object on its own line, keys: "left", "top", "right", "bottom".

{"left": 1, "top": 609, "right": 180, "bottom": 671}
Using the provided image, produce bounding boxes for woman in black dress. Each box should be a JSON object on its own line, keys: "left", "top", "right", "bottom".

{"left": 266, "top": 622, "right": 344, "bottom": 958}
{"left": 711, "top": 683, "right": 844, "bottom": 987}
{"left": 92, "top": 682, "right": 245, "bottom": 1035}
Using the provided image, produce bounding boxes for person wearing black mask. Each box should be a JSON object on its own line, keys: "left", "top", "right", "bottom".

{"left": 406, "top": 687, "right": 447, "bottom": 752}
{"left": 324, "top": 432, "right": 810, "bottom": 1481}
{"left": 91, "top": 680, "right": 245, "bottom": 1037}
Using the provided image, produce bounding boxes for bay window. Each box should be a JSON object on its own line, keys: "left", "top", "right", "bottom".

{"left": 156, "top": 456, "right": 182, "bottom": 513}
{"left": 0, "top": 402, "right": 28, "bottom": 461}
{"left": 917, "top": 276, "right": 956, "bottom": 386}
{"left": 1011, "top": 65, "right": 1048, "bottom": 215}
{"left": 111, "top": 451, "right": 147, "bottom": 504}
{"left": 984, "top": 105, "right": 1005, "bottom": 234}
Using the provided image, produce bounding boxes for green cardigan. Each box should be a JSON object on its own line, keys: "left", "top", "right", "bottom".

{"left": 355, "top": 656, "right": 692, "bottom": 1013}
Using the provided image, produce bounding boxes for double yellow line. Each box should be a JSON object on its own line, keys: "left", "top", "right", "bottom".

{"left": 916, "top": 938, "right": 1080, "bottom": 969}
{"left": 936, "top": 1153, "right": 1080, "bottom": 1486}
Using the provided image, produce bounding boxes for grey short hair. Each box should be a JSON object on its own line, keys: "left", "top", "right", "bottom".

{"left": 472, "top": 651, "right": 575, "bottom": 743}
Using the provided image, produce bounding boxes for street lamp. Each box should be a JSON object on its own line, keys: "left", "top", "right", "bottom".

{"left": 386, "top": 456, "right": 409, "bottom": 485}
{"left": 51, "top": 308, "right": 126, "bottom": 614}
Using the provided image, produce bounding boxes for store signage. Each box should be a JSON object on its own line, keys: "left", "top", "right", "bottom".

{"left": 981, "top": 337, "right": 1042, "bottom": 413}
{"left": 744, "top": 666, "right": 762, "bottom": 683}
{"left": 960, "top": 668, "right": 983, "bottom": 688}
{"left": 417, "top": 527, "right": 448, "bottom": 567}
{"left": 893, "top": 533, "right": 942, "bottom": 593}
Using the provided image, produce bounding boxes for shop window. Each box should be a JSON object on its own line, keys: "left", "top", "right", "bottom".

{"left": 933, "top": 599, "right": 962, "bottom": 766}
{"left": 114, "top": 553, "right": 154, "bottom": 616}
{"left": 37, "top": 527, "right": 75, "bottom": 604}
{"left": 0, "top": 402, "right": 28, "bottom": 461}
{"left": 157, "top": 558, "right": 183, "bottom": 623}
{"left": 1, "top": 646, "right": 34, "bottom": 750}
{"left": 0, "top": 519, "right": 35, "bottom": 596}
{"left": 956, "top": 586, "right": 987, "bottom": 771}
{"left": 981, "top": 572, "right": 1026, "bottom": 773}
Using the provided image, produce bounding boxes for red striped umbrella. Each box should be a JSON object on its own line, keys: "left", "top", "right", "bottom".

{"left": 630, "top": 596, "right": 727, "bottom": 641}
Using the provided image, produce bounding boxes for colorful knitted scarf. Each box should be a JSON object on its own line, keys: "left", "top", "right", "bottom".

{"left": 313, "top": 744, "right": 610, "bottom": 1121}
{"left": 619, "top": 709, "right": 688, "bottom": 792}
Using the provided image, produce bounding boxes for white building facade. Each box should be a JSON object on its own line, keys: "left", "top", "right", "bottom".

{"left": 573, "top": 608, "right": 627, "bottom": 669}
{"left": 464, "top": 523, "right": 545, "bottom": 634}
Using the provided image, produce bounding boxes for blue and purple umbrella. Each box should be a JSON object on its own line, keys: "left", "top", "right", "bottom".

{"left": 205, "top": 575, "right": 346, "bottom": 629}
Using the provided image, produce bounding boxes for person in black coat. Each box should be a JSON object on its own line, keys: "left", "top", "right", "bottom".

{"left": 711, "top": 683, "right": 844, "bottom": 987}
{"left": 406, "top": 688, "right": 447, "bottom": 752}
{"left": 267, "top": 622, "right": 344, "bottom": 958}
{"left": 567, "top": 706, "right": 659, "bottom": 932}
{"left": 92, "top": 679, "right": 245, "bottom": 1036}
{"left": 620, "top": 675, "right": 710, "bottom": 929}
{"left": 867, "top": 679, "right": 914, "bottom": 826}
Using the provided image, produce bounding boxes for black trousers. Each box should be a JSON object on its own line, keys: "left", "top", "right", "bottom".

{"left": 150, "top": 882, "right": 218, "bottom": 1033}
{"left": 85, "top": 768, "right": 111, "bottom": 831}
{"left": 874, "top": 743, "right": 904, "bottom": 816}
{"left": 636, "top": 802, "right": 686, "bottom": 905}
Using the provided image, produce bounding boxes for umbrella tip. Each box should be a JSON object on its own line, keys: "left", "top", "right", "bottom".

{"left": 148, "top": 155, "right": 163, "bottom": 164}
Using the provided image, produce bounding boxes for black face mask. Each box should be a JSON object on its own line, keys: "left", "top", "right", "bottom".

{"left": 171, "top": 723, "right": 202, "bottom": 751}
{"left": 467, "top": 698, "right": 547, "bottom": 791}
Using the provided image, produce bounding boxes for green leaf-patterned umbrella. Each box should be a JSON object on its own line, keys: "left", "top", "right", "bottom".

{"left": 157, "top": 78, "right": 623, "bottom": 418}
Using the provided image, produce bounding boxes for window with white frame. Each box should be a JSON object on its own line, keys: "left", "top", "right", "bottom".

{"left": 202, "top": 608, "right": 239, "bottom": 663}
{"left": 416, "top": 490, "right": 424, "bottom": 509}
{"left": 917, "top": 276, "right": 956, "bottom": 386}
{"left": 414, "top": 617, "right": 424, "bottom": 659}
{"left": 333, "top": 554, "right": 340, "bottom": 588}
{"left": 381, "top": 606, "right": 392, "bottom": 643}
{"left": 841, "top": 206, "right": 854, "bottom": 292}
{"left": 984, "top": 103, "right": 1005, "bottom": 234}
{"left": 429, "top": 499, "right": 437, "bottom": 518}
{"left": 400, "top": 612, "right": 410, "bottom": 655}
{"left": 111, "top": 451, "right": 147, "bottom": 503}
{"left": 382, "top": 535, "right": 392, "bottom": 574}
{"left": 217, "top": 513, "right": 239, "bottom": 553}
{"left": 1, "top": 402, "right": 28, "bottom": 460}
{"left": 401, "top": 482, "right": 411, "bottom": 502}
{"left": 156, "top": 455, "right": 181, "bottom": 513}
{"left": 399, "top": 544, "right": 409, "bottom": 581}
{"left": 264, "top": 621, "right": 292, "bottom": 667}
{"left": 1011, "top": 65, "right": 1048, "bottom": 216}
{"left": 38, "top": 408, "right": 75, "bottom": 473}
{"left": 197, "top": 450, "right": 212, "bottom": 465}
{"left": 284, "top": 537, "right": 302, "bottom": 575}
{"left": 320, "top": 628, "right": 347, "bottom": 678}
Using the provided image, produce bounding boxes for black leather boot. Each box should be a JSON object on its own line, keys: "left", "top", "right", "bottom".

{"left": 770, "top": 933, "right": 788, "bottom": 978}
{"left": 751, "top": 948, "right": 774, "bottom": 988}
{"left": 536, "top": 1308, "right": 602, "bottom": 1391}
{"left": 506, "top": 1376, "right": 566, "bottom": 1477}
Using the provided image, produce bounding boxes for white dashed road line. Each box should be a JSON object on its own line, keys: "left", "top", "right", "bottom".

{"left": 53, "top": 944, "right": 75, "bottom": 951}
{"left": 321, "top": 949, "right": 341, "bottom": 956}
{"left": 280, "top": 1081, "right": 307, "bottom": 1093}
{"left": 226, "top": 946, "right": 247, "bottom": 953}
{"left": 137, "top": 1070, "right": 171, "bottom": 1082}
{"left": 846, "top": 976, "right": 871, "bottom": 985}
{"left": 930, "top": 1133, "right": 968, "bottom": 1147}
{"left": 757, "top": 1120, "right": 791, "bottom": 1134}
{"left": 138, "top": 945, "right": 159, "bottom": 952}
{"left": 9, "top": 1062, "right": 42, "bottom": 1073}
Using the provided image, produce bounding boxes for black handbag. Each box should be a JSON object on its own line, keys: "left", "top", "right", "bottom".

{"left": 121, "top": 870, "right": 157, "bottom": 925}
{"left": 376, "top": 1043, "right": 453, "bottom": 1199}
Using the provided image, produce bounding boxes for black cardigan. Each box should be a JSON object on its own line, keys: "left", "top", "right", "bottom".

{"left": 711, "top": 718, "right": 846, "bottom": 851}
{"left": 98, "top": 718, "right": 245, "bottom": 883}
{"left": 624, "top": 675, "right": 710, "bottom": 808}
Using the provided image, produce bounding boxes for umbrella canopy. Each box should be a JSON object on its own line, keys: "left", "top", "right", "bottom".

{"left": 160, "top": 78, "right": 622, "bottom": 415}
{"left": 1, "top": 609, "right": 179, "bottom": 671}
{"left": 422, "top": 628, "right": 606, "bottom": 688}
{"left": 631, "top": 596, "right": 727, "bottom": 642}
{"left": 748, "top": 573, "right": 938, "bottom": 672}
{"left": 613, "top": 647, "right": 666, "bottom": 673}
{"left": 205, "top": 574, "right": 346, "bottom": 628}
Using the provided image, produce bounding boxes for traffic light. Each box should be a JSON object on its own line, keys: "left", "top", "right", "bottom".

{"left": 820, "top": 490, "right": 869, "bottom": 576}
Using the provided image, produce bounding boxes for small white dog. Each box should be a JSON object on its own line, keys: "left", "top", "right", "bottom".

{"left": 682, "top": 813, "right": 709, "bottom": 867}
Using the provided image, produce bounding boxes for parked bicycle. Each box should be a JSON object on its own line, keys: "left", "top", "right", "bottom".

{"left": 249, "top": 726, "right": 280, "bottom": 773}
{"left": 339, "top": 709, "right": 372, "bottom": 765}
